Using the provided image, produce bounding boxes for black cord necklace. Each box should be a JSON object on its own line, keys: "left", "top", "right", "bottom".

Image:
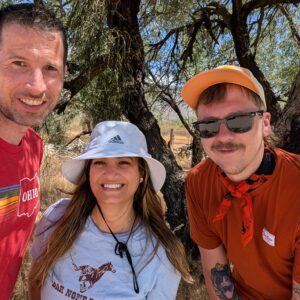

{"left": 96, "top": 202, "right": 140, "bottom": 294}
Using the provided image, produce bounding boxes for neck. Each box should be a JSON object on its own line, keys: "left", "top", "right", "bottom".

{"left": 91, "top": 202, "right": 136, "bottom": 234}
{"left": 0, "top": 113, "right": 28, "bottom": 145}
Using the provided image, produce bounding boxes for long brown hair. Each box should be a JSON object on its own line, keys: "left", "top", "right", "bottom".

{"left": 30, "top": 158, "right": 192, "bottom": 287}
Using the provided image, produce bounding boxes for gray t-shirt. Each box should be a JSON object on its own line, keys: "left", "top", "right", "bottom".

{"left": 31, "top": 199, "right": 181, "bottom": 299}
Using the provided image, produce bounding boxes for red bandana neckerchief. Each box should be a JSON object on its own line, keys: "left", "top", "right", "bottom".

{"left": 213, "top": 148, "right": 274, "bottom": 246}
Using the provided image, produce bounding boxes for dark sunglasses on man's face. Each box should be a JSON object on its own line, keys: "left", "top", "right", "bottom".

{"left": 193, "top": 110, "right": 264, "bottom": 138}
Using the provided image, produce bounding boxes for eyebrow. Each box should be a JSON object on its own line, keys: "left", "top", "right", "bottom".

{"left": 6, "top": 53, "right": 62, "bottom": 68}
{"left": 6, "top": 54, "right": 27, "bottom": 60}
{"left": 94, "top": 157, "right": 135, "bottom": 161}
{"left": 198, "top": 110, "right": 254, "bottom": 122}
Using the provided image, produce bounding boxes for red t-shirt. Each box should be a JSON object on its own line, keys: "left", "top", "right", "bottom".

{"left": 0, "top": 128, "right": 43, "bottom": 300}
{"left": 186, "top": 148, "right": 300, "bottom": 299}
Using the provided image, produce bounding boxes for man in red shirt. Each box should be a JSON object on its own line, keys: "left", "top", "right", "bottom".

{"left": 182, "top": 65, "right": 300, "bottom": 299}
{"left": 0, "top": 4, "right": 67, "bottom": 299}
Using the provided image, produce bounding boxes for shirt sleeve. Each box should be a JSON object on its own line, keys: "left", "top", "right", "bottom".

{"left": 146, "top": 247, "right": 181, "bottom": 300}
{"left": 185, "top": 172, "right": 222, "bottom": 249}
{"left": 31, "top": 198, "right": 70, "bottom": 260}
{"left": 293, "top": 219, "right": 300, "bottom": 284}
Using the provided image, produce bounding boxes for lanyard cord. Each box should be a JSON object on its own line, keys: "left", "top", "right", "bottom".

{"left": 96, "top": 202, "right": 139, "bottom": 294}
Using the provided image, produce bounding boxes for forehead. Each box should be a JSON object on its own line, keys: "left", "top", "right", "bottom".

{"left": 196, "top": 85, "right": 259, "bottom": 119}
{"left": 1, "top": 22, "right": 62, "bottom": 41}
{"left": 92, "top": 157, "right": 139, "bottom": 162}
{"left": 0, "top": 23, "right": 64, "bottom": 59}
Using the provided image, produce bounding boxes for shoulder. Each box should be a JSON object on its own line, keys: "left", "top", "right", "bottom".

{"left": 141, "top": 233, "right": 181, "bottom": 284}
{"left": 43, "top": 198, "right": 70, "bottom": 221}
{"left": 156, "top": 243, "right": 178, "bottom": 271}
{"left": 271, "top": 149, "right": 300, "bottom": 211}
{"left": 186, "top": 157, "right": 217, "bottom": 184}
{"left": 25, "top": 128, "right": 42, "bottom": 143}
{"left": 144, "top": 227, "right": 180, "bottom": 274}
{"left": 144, "top": 240, "right": 181, "bottom": 299}
{"left": 275, "top": 148, "right": 300, "bottom": 173}
{"left": 35, "top": 198, "right": 70, "bottom": 235}
{"left": 24, "top": 128, "right": 43, "bottom": 157}
{"left": 31, "top": 198, "right": 70, "bottom": 260}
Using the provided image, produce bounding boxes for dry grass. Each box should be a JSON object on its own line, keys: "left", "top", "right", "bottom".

{"left": 12, "top": 125, "right": 208, "bottom": 299}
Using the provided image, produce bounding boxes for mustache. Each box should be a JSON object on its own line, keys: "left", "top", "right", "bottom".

{"left": 212, "top": 142, "right": 245, "bottom": 151}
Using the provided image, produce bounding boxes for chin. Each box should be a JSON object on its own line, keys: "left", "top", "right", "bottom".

{"left": 14, "top": 114, "right": 48, "bottom": 127}
{"left": 218, "top": 163, "right": 245, "bottom": 176}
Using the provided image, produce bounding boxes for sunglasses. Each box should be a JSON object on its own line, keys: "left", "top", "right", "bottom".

{"left": 193, "top": 110, "right": 264, "bottom": 138}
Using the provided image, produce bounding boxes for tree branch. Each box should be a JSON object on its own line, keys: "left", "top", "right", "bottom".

{"left": 148, "top": 70, "right": 195, "bottom": 138}
{"left": 149, "top": 26, "right": 184, "bottom": 48}
{"left": 180, "top": 20, "right": 202, "bottom": 63}
{"left": 54, "top": 55, "right": 107, "bottom": 114}
{"left": 34, "top": 0, "right": 44, "bottom": 5}
{"left": 149, "top": 3, "right": 231, "bottom": 60}
{"left": 65, "top": 130, "right": 91, "bottom": 147}
{"left": 64, "top": 57, "right": 106, "bottom": 97}
{"left": 242, "top": 0, "right": 299, "bottom": 18}
{"left": 279, "top": 4, "right": 300, "bottom": 46}
{"left": 251, "top": 7, "right": 265, "bottom": 57}
{"left": 205, "top": 2, "right": 232, "bottom": 29}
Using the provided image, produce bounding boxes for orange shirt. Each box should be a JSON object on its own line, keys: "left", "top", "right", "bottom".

{"left": 186, "top": 148, "right": 300, "bottom": 299}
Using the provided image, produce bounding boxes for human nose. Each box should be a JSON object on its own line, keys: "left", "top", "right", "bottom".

{"left": 25, "top": 69, "right": 47, "bottom": 96}
{"left": 103, "top": 164, "right": 119, "bottom": 177}
{"left": 216, "top": 122, "right": 234, "bottom": 139}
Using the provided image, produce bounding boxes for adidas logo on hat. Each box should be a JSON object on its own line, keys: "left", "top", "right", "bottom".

{"left": 108, "top": 135, "right": 124, "bottom": 144}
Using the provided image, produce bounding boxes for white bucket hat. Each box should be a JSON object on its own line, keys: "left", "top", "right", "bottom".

{"left": 62, "top": 121, "right": 166, "bottom": 192}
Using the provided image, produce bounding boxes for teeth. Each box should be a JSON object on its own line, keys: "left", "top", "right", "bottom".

{"left": 20, "top": 98, "right": 43, "bottom": 106}
{"left": 103, "top": 184, "right": 122, "bottom": 189}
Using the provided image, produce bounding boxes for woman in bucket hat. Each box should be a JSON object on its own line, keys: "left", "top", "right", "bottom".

{"left": 29, "top": 121, "right": 192, "bottom": 299}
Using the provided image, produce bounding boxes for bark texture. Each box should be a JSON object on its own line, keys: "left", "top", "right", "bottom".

{"left": 106, "top": 0, "right": 189, "bottom": 241}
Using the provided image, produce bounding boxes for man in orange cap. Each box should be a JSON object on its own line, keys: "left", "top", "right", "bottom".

{"left": 182, "top": 65, "right": 300, "bottom": 299}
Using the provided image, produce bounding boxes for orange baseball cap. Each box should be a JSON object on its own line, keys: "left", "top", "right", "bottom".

{"left": 181, "top": 65, "right": 266, "bottom": 110}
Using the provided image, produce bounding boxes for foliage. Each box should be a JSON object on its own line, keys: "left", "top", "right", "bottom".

{"left": 7, "top": 0, "right": 297, "bottom": 144}
{"left": 255, "top": 6, "right": 300, "bottom": 102}
{"left": 37, "top": 99, "right": 77, "bottom": 145}
{"left": 7, "top": 1, "right": 300, "bottom": 298}
{"left": 142, "top": 0, "right": 299, "bottom": 119}
{"left": 0, "top": 0, "right": 23, "bottom": 7}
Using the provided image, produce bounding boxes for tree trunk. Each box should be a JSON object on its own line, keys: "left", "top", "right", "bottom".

{"left": 276, "top": 70, "right": 300, "bottom": 153}
{"left": 231, "top": 1, "right": 282, "bottom": 123}
{"left": 192, "top": 135, "right": 203, "bottom": 167}
{"left": 106, "top": 0, "right": 190, "bottom": 243}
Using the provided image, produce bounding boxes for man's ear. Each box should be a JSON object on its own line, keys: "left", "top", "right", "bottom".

{"left": 64, "top": 64, "right": 68, "bottom": 75}
{"left": 263, "top": 112, "right": 272, "bottom": 137}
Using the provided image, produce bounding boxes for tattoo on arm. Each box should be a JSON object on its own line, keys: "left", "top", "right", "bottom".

{"left": 293, "top": 285, "right": 300, "bottom": 295}
{"left": 210, "top": 263, "right": 241, "bottom": 300}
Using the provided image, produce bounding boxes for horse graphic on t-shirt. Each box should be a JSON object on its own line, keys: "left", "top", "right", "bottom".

{"left": 72, "top": 260, "right": 116, "bottom": 293}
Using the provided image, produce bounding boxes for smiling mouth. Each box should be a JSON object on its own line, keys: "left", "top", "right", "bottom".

{"left": 19, "top": 97, "right": 45, "bottom": 106}
{"left": 102, "top": 183, "right": 123, "bottom": 189}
